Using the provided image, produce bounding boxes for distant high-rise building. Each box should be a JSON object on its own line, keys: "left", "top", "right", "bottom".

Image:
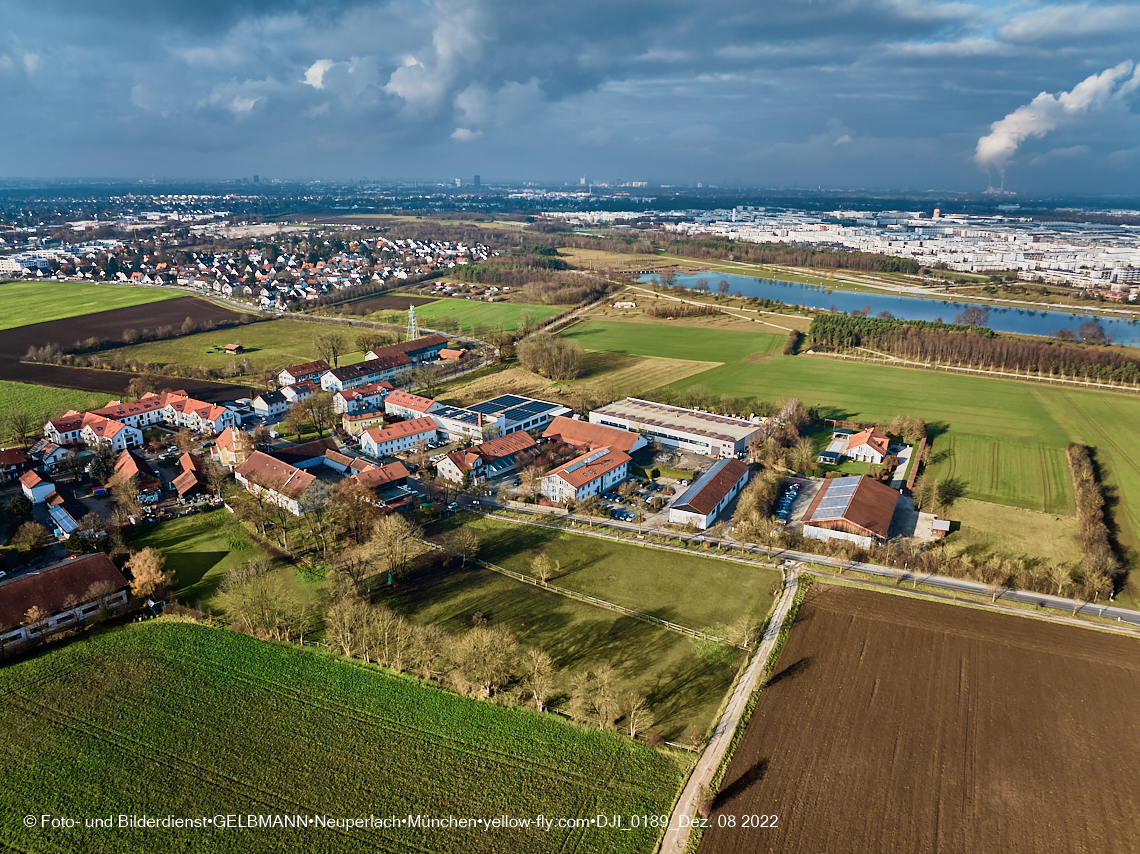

{"left": 455, "top": 178, "right": 461, "bottom": 188}
{"left": 933, "top": 208, "right": 941, "bottom": 219}
{"left": 580, "top": 176, "right": 586, "bottom": 186}
{"left": 474, "top": 175, "right": 480, "bottom": 188}
{"left": 253, "top": 175, "right": 259, "bottom": 184}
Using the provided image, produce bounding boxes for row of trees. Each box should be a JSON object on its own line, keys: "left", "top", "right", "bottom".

{"left": 644, "top": 305, "right": 719, "bottom": 318}
{"left": 809, "top": 314, "right": 1140, "bottom": 384}
{"left": 1067, "top": 443, "right": 1121, "bottom": 600}
{"left": 663, "top": 237, "right": 923, "bottom": 274}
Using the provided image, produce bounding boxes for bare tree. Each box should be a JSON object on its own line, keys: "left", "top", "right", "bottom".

{"left": 372, "top": 513, "right": 424, "bottom": 580}
{"left": 314, "top": 332, "right": 347, "bottom": 368}
{"left": 126, "top": 548, "right": 174, "bottom": 598}
{"left": 303, "top": 390, "right": 337, "bottom": 438}
{"left": 621, "top": 691, "right": 652, "bottom": 739}
{"left": 531, "top": 552, "right": 553, "bottom": 585}
{"left": 521, "top": 647, "right": 555, "bottom": 711}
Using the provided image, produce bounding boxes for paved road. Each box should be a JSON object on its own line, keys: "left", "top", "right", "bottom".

{"left": 658, "top": 568, "right": 800, "bottom": 854}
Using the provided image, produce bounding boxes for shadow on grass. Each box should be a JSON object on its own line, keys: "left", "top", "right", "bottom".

{"left": 172, "top": 551, "right": 228, "bottom": 601}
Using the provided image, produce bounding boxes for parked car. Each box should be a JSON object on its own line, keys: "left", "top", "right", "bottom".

{"left": 447, "top": 502, "right": 459, "bottom": 510}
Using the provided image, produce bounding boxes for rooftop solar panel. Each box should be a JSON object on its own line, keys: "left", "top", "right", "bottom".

{"left": 504, "top": 401, "right": 557, "bottom": 420}
{"left": 810, "top": 478, "right": 861, "bottom": 521}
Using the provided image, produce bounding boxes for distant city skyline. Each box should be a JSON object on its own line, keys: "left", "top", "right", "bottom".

{"left": 2, "top": 1, "right": 1138, "bottom": 194}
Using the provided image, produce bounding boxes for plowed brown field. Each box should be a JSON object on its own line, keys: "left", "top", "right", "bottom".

{"left": 0, "top": 296, "right": 250, "bottom": 402}
{"left": 700, "top": 585, "right": 1140, "bottom": 854}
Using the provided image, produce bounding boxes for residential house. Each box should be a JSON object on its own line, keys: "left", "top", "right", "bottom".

{"left": 540, "top": 447, "right": 631, "bottom": 504}
{"left": 278, "top": 360, "right": 331, "bottom": 387}
{"left": 109, "top": 450, "right": 163, "bottom": 502}
{"left": 334, "top": 381, "right": 394, "bottom": 414}
{"left": 0, "top": 448, "right": 29, "bottom": 483}
{"left": 321, "top": 362, "right": 397, "bottom": 392}
{"left": 0, "top": 554, "right": 130, "bottom": 652}
{"left": 845, "top": 428, "right": 892, "bottom": 464}
{"left": 80, "top": 415, "right": 143, "bottom": 452}
{"left": 365, "top": 334, "right": 448, "bottom": 364}
{"left": 19, "top": 470, "right": 56, "bottom": 504}
{"left": 342, "top": 409, "right": 386, "bottom": 437}
{"left": 253, "top": 390, "right": 288, "bottom": 420}
{"left": 668, "top": 459, "right": 751, "bottom": 530}
{"left": 360, "top": 417, "right": 439, "bottom": 458}
{"left": 172, "top": 452, "right": 207, "bottom": 498}
{"left": 28, "top": 439, "right": 69, "bottom": 472}
{"left": 436, "top": 431, "right": 539, "bottom": 484}
{"left": 384, "top": 390, "right": 439, "bottom": 420}
{"left": 281, "top": 380, "right": 319, "bottom": 405}
{"left": 212, "top": 426, "right": 252, "bottom": 470}
{"left": 234, "top": 451, "right": 317, "bottom": 516}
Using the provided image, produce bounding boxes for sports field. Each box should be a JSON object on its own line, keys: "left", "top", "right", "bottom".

{"left": 0, "top": 280, "right": 180, "bottom": 330}
{"left": 0, "top": 622, "right": 685, "bottom": 854}
{"left": 110, "top": 319, "right": 368, "bottom": 378}
{"left": 0, "top": 379, "right": 109, "bottom": 420}
{"left": 371, "top": 297, "right": 563, "bottom": 332}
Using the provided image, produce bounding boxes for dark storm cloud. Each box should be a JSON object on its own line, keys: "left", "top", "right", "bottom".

{"left": 1, "top": 0, "right": 1138, "bottom": 193}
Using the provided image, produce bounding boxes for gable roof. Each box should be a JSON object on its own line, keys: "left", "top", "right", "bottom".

{"left": 672, "top": 458, "right": 750, "bottom": 517}
{"left": 179, "top": 452, "right": 204, "bottom": 473}
{"left": 476, "top": 430, "right": 538, "bottom": 459}
{"left": 281, "top": 359, "right": 330, "bottom": 378}
{"left": 363, "top": 417, "right": 438, "bottom": 445}
{"left": 0, "top": 448, "right": 28, "bottom": 467}
{"left": 172, "top": 469, "right": 205, "bottom": 497}
{"left": 542, "top": 416, "right": 642, "bottom": 453}
{"left": 545, "top": 447, "right": 631, "bottom": 489}
{"left": 269, "top": 437, "right": 339, "bottom": 467}
{"left": 110, "top": 449, "right": 160, "bottom": 491}
{"left": 367, "top": 335, "right": 448, "bottom": 360}
{"left": 352, "top": 462, "right": 410, "bottom": 489}
{"left": 847, "top": 428, "right": 891, "bottom": 456}
{"left": 0, "top": 554, "right": 129, "bottom": 633}
{"left": 385, "top": 390, "right": 436, "bottom": 413}
{"left": 803, "top": 475, "right": 899, "bottom": 539}
{"left": 235, "top": 451, "right": 315, "bottom": 500}
{"left": 19, "top": 470, "right": 44, "bottom": 489}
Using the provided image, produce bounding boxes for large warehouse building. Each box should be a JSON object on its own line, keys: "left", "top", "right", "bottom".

{"left": 589, "top": 398, "right": 761, "bottom": 458}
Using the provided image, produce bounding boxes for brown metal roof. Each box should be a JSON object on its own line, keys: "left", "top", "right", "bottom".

{"left": 542, "top": 416, "right": 642, "bottom": 453}
{"left": 0, "top": 554, "right": 129, "bottom": 632}
{"left": 672, "top": 459, "right": 750, "bottom": 517}
{"left": 803, "top": 475, "right": 899, "bottom": 539}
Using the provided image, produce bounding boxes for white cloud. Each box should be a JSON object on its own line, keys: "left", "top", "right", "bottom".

{"left": 229, "top": 95, "right": 258, "bottom": 113}
{"left": 999, "top": 3, "right": 1140, "bottom": 42}
{"left": 450, "top": 127, "right": 482, "bottom": 141}
{"left": 22, "top": 52, "right": 40, "bottom": 75}
{"left": 975, "top": 61, "right": 1136, "bottom": 173}
{"left": 303, "top": 59, "right": 336, "bottom": 89}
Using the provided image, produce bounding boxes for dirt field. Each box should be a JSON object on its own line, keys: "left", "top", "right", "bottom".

{"left": 0, "top": 296, "right": 251, "bottom": 401}
{"left": 699, "top": 585, "right": 1140, "bottom": 854}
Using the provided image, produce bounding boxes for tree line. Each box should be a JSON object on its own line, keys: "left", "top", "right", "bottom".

{"left": 662, "top": 237, "right": 923, "bottom": 274}
{"left": 809, "top": 314, "right": 1140, "bottom": 384}
{"left": 1067, "top": 443, "right": 1121, "bottom": 600}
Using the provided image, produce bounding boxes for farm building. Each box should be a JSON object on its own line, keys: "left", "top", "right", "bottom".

{"left": 541, "top": 416, "right": 647, "bottom": 455}
{"left": 360, "top": 417, "right": 439, "bottom": 457}
{"left": 668, "top": 458, "right": 751, "bottom": 530}
{"left": 0, "top": 554, "right": 130, "bottom": 652}
{"left": 278, "top": 360, "right": 331, "bottom": 387}
{"left": 234, "top": 451, "right": 317, "bottom": 516}
{"left": 589, "top": 398, "right": 760, "bottom": 458}
{"left": 801, "top": 475, "right": 899, "bottom": 550}
{"left": 437, "top": 431, "right": 539, "bottom": 484}
{"left": 365, "top": 334, "right": 449, "bottom": 364}
{"left": 845, "top": 428, "right": 891, "bottom": 464}
{"left": 269, "top": 437, "right": 341, "bottom": 469}
{"left": 541, "top": 447, "right": 631, "bottom": 504}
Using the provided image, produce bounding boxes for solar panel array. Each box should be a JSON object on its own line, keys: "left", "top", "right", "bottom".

{"left": 432, "top": 405, "right": 481, "bottom": 425}
{"left": 809, "top": 477, "right": 861, "bottom": 521}
{"left": 504, "top": 400, "right": 559, "bottom": 420}
{"left": 468, "top": 395, "right": 528, "bottom": 415}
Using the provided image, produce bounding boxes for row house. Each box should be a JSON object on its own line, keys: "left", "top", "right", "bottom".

{"left": 360, "top": 417, "right": 439, "bottom": 458}
{"left": 334, "top": 381, "right": 394, "bottom": 414}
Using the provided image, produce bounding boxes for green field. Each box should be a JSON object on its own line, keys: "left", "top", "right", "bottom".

{"left": 130, "top": 508, "right": 269, "bottom": 604}
{"left": 0, "top": 280, "right": 180, "bottom": 330}
{"left": 0, "top": 379, "right": 109, "bottom": 420}
{"left": 563, "top": 320, "right": 785, "bottom": 363}
{"left": 0, "top": 622, "right": 684, "bottom": 854}
{"left": 559, "top": 320, "right": 1140, "bottom": 605}
{"left": 387, "top": 515, "right": 780, "bottom": 737}
{"left": 110, "top": 319, "right": 368, "bottom": 378}
{"left": 373, "top": 297, "right": 563, "bottom": 332}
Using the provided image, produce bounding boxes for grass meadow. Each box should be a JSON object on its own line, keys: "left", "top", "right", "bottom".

{"left": 558, "top": 319, "right": 1140, "bottom": 607}
{"left": 0, "top": 379, "right": 110, "bottom": 420}
{"left": 0, "top": 622, "right": 685, "bottom": 854}
{"left": 0, "top": 280, "right": 180, "bottom": 330}
{"left": 109, "top": 319, "right": 369, "bottom": 379}
{"left": 370, "top": 297, "right": 563, "bottom": 332}
{"left": 386, "top": 514, "right": 781, "bottom": 738}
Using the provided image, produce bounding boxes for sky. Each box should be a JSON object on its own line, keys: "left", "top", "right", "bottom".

{"left": 2, "top": 0, "right": 1140, "bottom": 194}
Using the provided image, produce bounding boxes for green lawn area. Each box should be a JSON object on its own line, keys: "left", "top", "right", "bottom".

{"left": 944, "top": 498, "right": 1082, "bottom": 566}
{"left": 109, "top": 319, "right": 368, "bottom": 379}
{"left": 0, "top": 280, "right": 180, "bottom": 330}
{"left": 0, "top": 380, "right": 109, "bottom": 420}
{"left": 385, "top": 514, "right": 780, "bottom": 738}
{"left": 372, "top": 297, "right": 563, "bottom": 332}
{"left": 559, "top": 321, "right": 1140, "bottom": 606}
{"left": 563, "top": 319, "right": 785, "bottom": 363}
{"left": 0, "top": 622, "right": 685, "bottom": 854}
{"left": 130, "top": 508, "right": 267, "bottom": 603}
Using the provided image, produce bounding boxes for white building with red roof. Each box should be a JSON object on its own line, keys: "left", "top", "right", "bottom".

{"left": 541, "top": 447, "right": 630, "bottom": 503}
{"left": 19, "top": 470, "right": 57, "bottom": 504}
{"left": 278, "top": 360, "right": 331, "bottom": 387}
{"left": 360, "top": 417, "right": 439, "bottom": 458}
{"left": 436, "top": 431, "right": 539, "bottom": 484}
{"left": 334, "top": 381, "right": 395, "bottom": 414}
{"left": 383, "top": 390, "right": 440, "bottom": 420}
{"left": 845, "top": 428, "right": 892, "bottom": 464}
{"left": 44, "top": 390, "right": 235, "bottom": 450}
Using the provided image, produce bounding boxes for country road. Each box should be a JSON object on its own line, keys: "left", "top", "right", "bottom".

{"left": 657, "top": 568, "right": 800, "bottom": 854}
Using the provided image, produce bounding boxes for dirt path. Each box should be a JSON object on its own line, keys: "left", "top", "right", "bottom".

{"left": 657, "top": 568, "right": 800, "bottom": 854}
